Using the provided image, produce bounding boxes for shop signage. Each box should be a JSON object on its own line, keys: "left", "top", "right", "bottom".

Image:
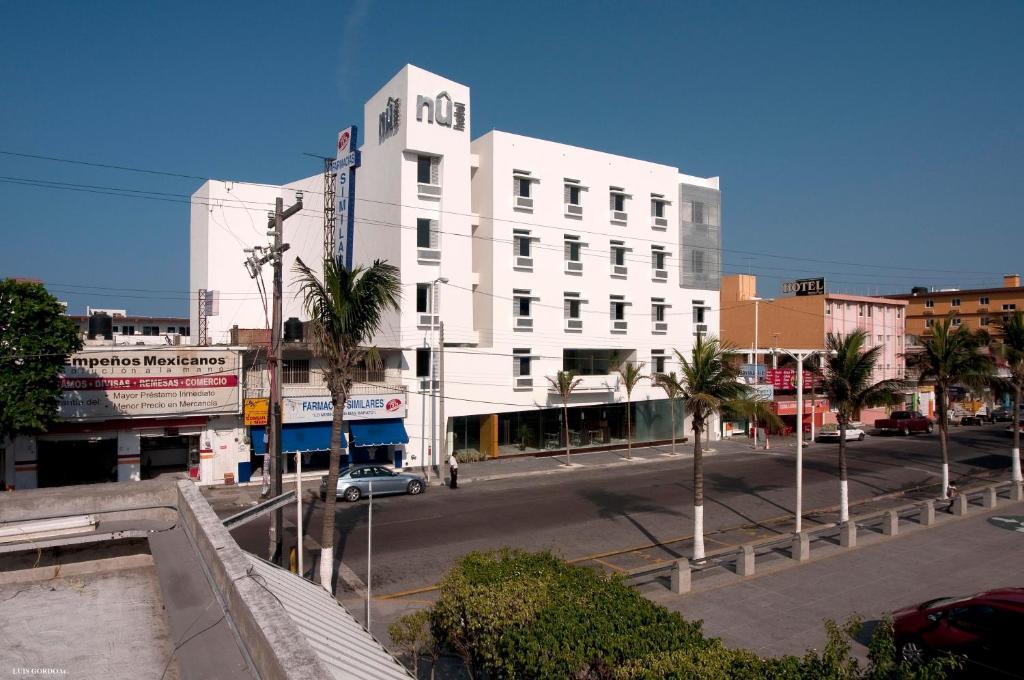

{"left": 332, "top": 125, "right": 360, "bottom": 268}
{"left": 415, "top": 91, "right": 466, "bottom": 131}
{"left": 774, "top": 398, "right": 829, "bottom": 416}
{"left": 782, "top": 277, "right": 825, "bottom": 296}
{"left": 244, "top": 398, "right": 269, "bottom": 426}
{"left": 59, "top": 348, "right": 240, "bottom": 421}
{"left": 741, "top": 363, "right": 766, "bottom": 381}
{"left": 378, "top": 97, "right": 400, "bottom": 143}
{"left": 282, "top": 392, "right": 407, "bottom": 423}
{"left": 749, "top": 384, "right": 774, "bottom": 401}
{"left": 766, "top": 368, "right": 822, "bottom": 390}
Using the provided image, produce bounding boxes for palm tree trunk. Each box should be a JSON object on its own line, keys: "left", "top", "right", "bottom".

{"left": 692, "top": 416, "right": 705, "bottom": 560}
{"left": 319, "top": 390, "right": 346, "bottom": 591}
{"left": 564, "top": 403, "right": 571, "bottom": 466}
{"left": 670, "top": 400, "right": 676, "bottom": 455}
{"left": 937, "top": 385, "right": 950, "bottom": 500}
{"left": 1013, "top": 385, "right": 1022, "bottom": 483}
{"left": 625, "top": 397, "right": 632, "bottom": 460}
{"left": 838, "top": 419, "right": 849, "bottom": 523}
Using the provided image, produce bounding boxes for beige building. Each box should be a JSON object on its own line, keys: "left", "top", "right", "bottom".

{"left": 884, "top": 275, "right": 1024, "bottom": 339}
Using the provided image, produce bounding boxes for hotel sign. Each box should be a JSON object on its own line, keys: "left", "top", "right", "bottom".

{"left": 416, "top": 91, "right": 466, "bottom": 132}
{"left": 378, "top": 97, "right": 400, "bottom": 143}
{"left": 282, "top": 393, "right": 407, "bottom": 423}
{"left": 782, "top": 277, "right": 825, "bottom": 296}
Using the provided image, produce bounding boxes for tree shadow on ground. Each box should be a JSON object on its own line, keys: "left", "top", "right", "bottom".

{"left": 578, "top": 488, "right": 686, "bottom": 558}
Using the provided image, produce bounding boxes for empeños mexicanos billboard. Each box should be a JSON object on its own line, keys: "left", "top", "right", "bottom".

{"left": 59, "top": 348, "right": 241, "bottom": 421}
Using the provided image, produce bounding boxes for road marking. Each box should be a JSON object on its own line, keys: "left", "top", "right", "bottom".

{"left": 591, "top": 557, "right": 627, "bottom": 572}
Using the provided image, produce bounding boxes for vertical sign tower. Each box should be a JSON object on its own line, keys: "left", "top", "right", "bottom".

{"left": 334, "top": 126, "right": 361, "bottom": 268}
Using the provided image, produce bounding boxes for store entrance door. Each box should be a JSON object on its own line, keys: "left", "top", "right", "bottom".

{"left": 37, "top": 438, "right": 117, "bottom": 488}
{"left": 141, "top": 434, "right": 197, "bottom": 479}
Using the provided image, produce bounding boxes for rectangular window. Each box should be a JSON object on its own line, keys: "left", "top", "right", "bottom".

{"left": 122, "top": 325, "right": 134, "bottom": 335}
{"left": 692, "top": 250, "right": 705, "bottom": 274}
{"left": 112, "top": 326, "right": 120, "bottom": 333}
{"left": 692, "top": 301, "right": 706, "bottom": 324}
{"left": 897, "top": 308, "right": 902, "bottom": 319}
{"left": 1003, "top": 303, "right": 1017, "bottom": 311}
{"left": 652, "top": 248, "right": 666, "bottom": 270}
{"left": 980, "top": 296, "right": 990, "bottom": 305}
{"left": 652, "top": 350, "right": 667, "bottom": 374}
{"left": 165, "top": 326, "right": 177, "bottom": 334}
{"left": 951, "top": 298, "right": 961, "bottom": 307}
{"left": 952, "top": 317, "right": 962, "bottom": 326}
{"left": 867, "top": 306, "right": 873, "bottom": 318}
{"left": 826, "top": 303, "right": 832, "bottom": 315}
{"left": 282, "top": 359, "right": 310, "bottom": 384}
{"left": 415, "top": 348, "right": 430, "bottom": 377}
{"left": 514, "top": 231, "right": 531, "bottom": 257}
{"left": 515, "top": 177, "right": 531, "bottom": 198}
{"left": 612, "top": 193, "right": 625, "bottom": 212}
{"left": 652, "top": 200, "right": 664, "bottom": 218}
{"left": 565, "top": 241, "right": 581, "bottom": 261}
{"left": 565, "top": 298, "right": 581, "bottom": 319}
{"left": 416, "top": 284, "right": 430, "bottom": 313}
{"left": 926, "top": 319, "right": 935, "bottom": 328}
{"left": 417, "top": 155, "right": 433, "bottom": 184}
{"left": 567, "top": 185, "right": 581, "bottom": 205}
{"left": 512, "top": 348, "right": 531, "bottom": 377}
{"left": 981, "top": 316, "right": 991, "bottom": 326}
{"left": 692, "top": 201, "right": 704, "bottom": 224}
{"left": 858, "top": 304, "right": 865, "bottom": 317}
{"left": 611, "top": 299, "right": 625, "bottom": 320}
{"left": 652, "top": 302, "right": 666, "bottom": 322}
{"left": 925, "top": 299, "right": 935, "bottom": 308}
{"left": 513, "top": 290, "right": 532, "bottom": 318}
{"left": 613, "top": 245, "right": 625, "bottom": 266}
{"left": 142, "top": 325, "right": 160, "bottom": 336}
{"left": 417, "top": 218, "right": 431, "bottom": 248}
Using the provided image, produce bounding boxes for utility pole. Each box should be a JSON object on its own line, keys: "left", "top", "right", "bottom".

{"left": 438, "top": 321, "right": 446, "bottom": 483}
{"left": 244, "top": 193, "right": 302, "bottom": 566}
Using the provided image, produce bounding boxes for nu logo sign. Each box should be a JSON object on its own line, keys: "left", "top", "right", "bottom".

{"left": 378, "top": 97, "right": 400, "bottom": 144}
{"left": 416, "top": 91, "right": 466, "bottom": 132}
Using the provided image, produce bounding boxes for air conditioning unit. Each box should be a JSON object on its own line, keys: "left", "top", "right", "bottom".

{"left": 418, "top": 314, "right": 438, "bottom": 327}
{"left": 696, "top": 324, "right": 708, "bottom": 333}
{"left": 611, "top": 210, "right": 628, "bottom": 223}
{"left": 653, "top": 269, "right": 668, "bottom": 280}
{"left": 565, "top": 318, "right": 583, "bottom": 331}
{"left": 612, "top": 265, "right": 628, "bottom": 277}
{"left": 515, "top": 317, "right": 534, "bottom": 330}
{"left": 653, "top": 217, "right": 669, "bottom": 228}
{"left": 565, "top": 260, "right": 583, "bottom": 273}
{"left": 565, "top": 204, "right": 583, "bottom": 216}
{"left": 515, "top": 196, "right": 534, "bottom": 210}
{"left": 515, "top": 256, "right": 534, "bottom": 270}
{"left": 417, "top": 248, "right": 442, "bottom": 263}
{"left": 515, "top": 377, "right": 533, "bottom": 389}
{"left": 417, "top": 183, "right": 442, "bottom": 198}
{"left": 611, "top": 320, "right": 628, "bottom": 332}
{"left": 653, "top": 322, "right": 668, "bottom": 333}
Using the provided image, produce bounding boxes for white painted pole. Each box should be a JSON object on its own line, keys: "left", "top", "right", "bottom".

{"left": 753, "top": 300, "right": 759, "bottom": 447}
{"left": 366, "top": 480, "right": 372, "bottom": 629}
{"left": 429, "top": 282, "right": 437, "bottom": 482}
{"left": 796, "top": 353, "right": 804, "bottom": 534}
{"left": 296, "top": 452, "right": 304, "bottom": 577}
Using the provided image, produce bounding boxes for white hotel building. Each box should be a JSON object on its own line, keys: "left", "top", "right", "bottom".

{"left": 190, "top": 65, "right": 722, "bottom": 469}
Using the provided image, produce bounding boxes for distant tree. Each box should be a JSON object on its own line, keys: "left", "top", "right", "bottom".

{"left": 547, "top": 370, "right": 582, "bottom": 466}
{"left": 616, "top": 362, "right": 647, "bottom": 460}
{"left": 0, "top": 280, "right": 81, "bottom": 454}
{"left": 820, "top": 331, "right": 907, "bottom": 522}
{"left": 654, "top": 371, "right": 683, "bottom": 455}
{"left": 995, "top": 311, "right": 1024, "bottom": 484}
{"left": 906, "top": 317, "right": 993, "bottom": 499}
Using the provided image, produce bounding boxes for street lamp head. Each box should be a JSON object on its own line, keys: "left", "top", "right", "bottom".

{"left": 435, "top": 277, "right": 450, "bottom": 285}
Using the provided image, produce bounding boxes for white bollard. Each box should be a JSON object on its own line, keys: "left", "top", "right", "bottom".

{"left": 737, "top": 545, "right": 755, "bottom": 577}
{"left": 670, "top": 558, "right": 691, "bottom": 594}
{"left": 920, "top": 500, "right": 936, "bottom": 526}
{"left": 983, "top": 486, "right": 998, "bottom": 509}
{"left": 882, "top": 509, "right": 899, "bottom": 536}
{"left": 840, "top": 521, "right": 857, "bottom": 548}
{"left": 792, "top": 532, "right": 810, "bottom": 562}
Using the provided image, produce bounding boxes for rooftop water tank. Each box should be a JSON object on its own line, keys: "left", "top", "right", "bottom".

{"left": 284, "top": 317, "right": 304, "bottom": 342}
{"left": 87, "top": 313, "right": 113, "bottom": 340}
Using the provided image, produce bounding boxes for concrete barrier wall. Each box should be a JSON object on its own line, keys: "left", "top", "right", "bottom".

{"left": 174, "top": 480, "right": 333, "bottom": 680}
{"left": 0, "top": 478, "right": 178, "bottom": 523}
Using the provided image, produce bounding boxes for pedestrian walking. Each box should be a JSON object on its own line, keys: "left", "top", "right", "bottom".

{"left": 449, "top": 454, "right": 459, "bottom": 489}
{"left": 945, "top": 480, "right": 960, "bottom": 513}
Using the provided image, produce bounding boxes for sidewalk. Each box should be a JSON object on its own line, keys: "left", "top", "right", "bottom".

{"left": 645, "top": 500, "right": 1024, "bottom": 658}
{"left": 202, "top": 437, "right": 762, "bottom": 510}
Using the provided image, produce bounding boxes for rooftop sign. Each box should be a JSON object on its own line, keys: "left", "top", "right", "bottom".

{"left": 782, "top": 277, "right": 825, "bottom": 296}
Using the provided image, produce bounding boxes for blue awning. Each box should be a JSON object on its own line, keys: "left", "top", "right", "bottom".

{"left": 251, "top": 422, "right": 345, "bottom": 455}
{"left": 349, "top": 418, "right": 409, "bottom": 447}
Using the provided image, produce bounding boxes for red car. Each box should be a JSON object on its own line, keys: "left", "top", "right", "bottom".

{"left": 874, "top": 410, "right": 934, "bottom": 435}
{"left": 893, "top": 588, "right": 1024, "bottom": 677}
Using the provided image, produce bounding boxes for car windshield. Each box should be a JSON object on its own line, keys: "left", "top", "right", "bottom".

{"left": 338, "top": 467, "right": 352, "bottom": 477}
{"left": 923, "top": 595, "right": 976, "bottom": 611}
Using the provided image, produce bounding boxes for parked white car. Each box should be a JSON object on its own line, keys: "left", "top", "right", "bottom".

{"left": 816, "top": 422, "right": 866, "bottom": 442}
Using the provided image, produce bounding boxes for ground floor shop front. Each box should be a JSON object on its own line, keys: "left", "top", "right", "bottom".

{"left": 448, "top": 398, "right": 689, "bottom": 460}
{"left": 4, "top": 415, "right": 247, "bottom": 490}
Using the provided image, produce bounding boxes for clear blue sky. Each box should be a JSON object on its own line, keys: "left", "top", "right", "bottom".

{"left": 1, "top": 1, "right": 1021, "bottom": 317}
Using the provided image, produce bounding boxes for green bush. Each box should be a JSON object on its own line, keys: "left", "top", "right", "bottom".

{"left": 397, "top": 549, "right": 958, "bottom": 680}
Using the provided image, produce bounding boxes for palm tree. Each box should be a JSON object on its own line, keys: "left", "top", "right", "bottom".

{"left": 675, "top": 336, "right": 777, "bottom": 559}
{"left": 821, "top": 331, "right": 907, "bottom": 523}
{"left": 654, "top": 371, "right": 682, "bottom": 455}
{"left": 294, "top": 255, "right": 401, "bottom": 591}
{"left": 905, "top": 317, "right": 993, "bottom": 500}
{"left": 616, "top": 361, "right": 647, "bottom": 460}
{"left": 547, "top": 370, "right": 582, "bottom": 466}
{"left": 995, "top": 311, "right": 1024, "bottom": 484}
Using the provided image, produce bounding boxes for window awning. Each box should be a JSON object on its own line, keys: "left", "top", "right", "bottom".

{"left": 251, "top": 422, "right": 345, "bottom": 455}
{"left": 349, "top": 418, "right": 409, "bottom": 448}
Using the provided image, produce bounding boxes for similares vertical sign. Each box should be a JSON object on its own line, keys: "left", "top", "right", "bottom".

{"left": 334, "top": 126, "right": 361, "bottom": 268}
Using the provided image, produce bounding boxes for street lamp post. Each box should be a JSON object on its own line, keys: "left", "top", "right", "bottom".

{"left": 429, "top": 277, "right": 449, "bottom": 482}
{"left": 750, "top": 297, "right": 773, "bottom": 448}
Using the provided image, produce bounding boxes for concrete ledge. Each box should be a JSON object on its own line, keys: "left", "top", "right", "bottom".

{"left": 791, "top": 532, "right": 810, "bottom": 562}
{"left": 840, "top": 521, "right": 857, "bottom": 548}
{"left": 882, "top": 509, "right": 899, "bottom": 536}
{"left": 952, "top": 494, "right": 968, "bottom": 516}
{"left": 983, "top": 486, "right": 998, "bottom": 508}
{"left": 920, "top": 500, "right": 937, "bottom": 526}
{"left": 176, "top": 480, "right": 334, "bottom": 680}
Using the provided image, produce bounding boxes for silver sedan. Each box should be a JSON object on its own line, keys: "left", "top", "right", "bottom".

{"left": 319, "top": 465, "right": 426, "bottom": 502}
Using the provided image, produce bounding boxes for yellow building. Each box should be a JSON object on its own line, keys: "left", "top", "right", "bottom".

{"left": 885, "top": 275, "right": 1024, "bottom": 339}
